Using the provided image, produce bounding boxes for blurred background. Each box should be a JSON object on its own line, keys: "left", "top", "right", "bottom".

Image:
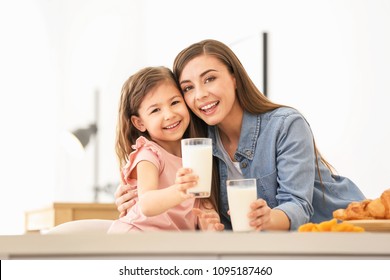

{"left": 0, "top": 0, "right": 389, "bottom": 234}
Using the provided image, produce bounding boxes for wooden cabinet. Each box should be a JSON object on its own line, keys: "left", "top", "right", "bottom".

{"left": 25, "top": 202, "right": 118, "bottom": 233}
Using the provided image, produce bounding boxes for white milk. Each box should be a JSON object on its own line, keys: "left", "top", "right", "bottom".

{"left": 181, "top": 140, "right": 212, "bottom": 198}
{"left": 227, "top": 180, "right": 257, "bottom": 232}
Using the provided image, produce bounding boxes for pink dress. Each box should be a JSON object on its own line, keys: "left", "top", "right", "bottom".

{"left": 108, "top": 136, "right": 198, "bottom": 233}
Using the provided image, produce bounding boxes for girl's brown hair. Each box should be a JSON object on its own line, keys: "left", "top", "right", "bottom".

{"left": 116, "top": 66, "right": 179, "bottom": 169}
{"left": 116, "top": 66, "right": 218, "bottom": 212}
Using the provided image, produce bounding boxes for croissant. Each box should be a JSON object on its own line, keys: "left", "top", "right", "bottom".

{"left": 333, "top": 189, "right": 390, "bottom": 220}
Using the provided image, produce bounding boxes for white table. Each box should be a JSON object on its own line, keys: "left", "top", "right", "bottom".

{"left": 1, "top": 231, "right": 390, "bottom": 259}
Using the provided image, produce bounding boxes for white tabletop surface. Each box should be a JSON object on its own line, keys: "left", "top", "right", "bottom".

{"left": 1, "top": 231, "right": 390, "bottom": 259}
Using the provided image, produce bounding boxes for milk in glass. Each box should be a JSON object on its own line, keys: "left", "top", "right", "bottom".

{"left": 181, "top": 138, "right": 212, "bottom": 197}
{"left": 227, "top": 179, "right": 257, "bottom": 232}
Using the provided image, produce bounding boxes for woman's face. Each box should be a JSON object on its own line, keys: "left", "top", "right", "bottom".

{"left": 178, "top": 55, "right": 240, "bottom": 126}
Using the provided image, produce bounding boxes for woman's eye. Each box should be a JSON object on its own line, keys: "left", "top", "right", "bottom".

{"left": 205, "top": 76, "right": 215, "bottom": 84}
{"left": 182, "top": 86, "right": 193, "bottom": 93}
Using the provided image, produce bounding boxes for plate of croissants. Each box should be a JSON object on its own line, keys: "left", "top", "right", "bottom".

{"left": 332, "top": 189, "right": 390, "bottom": 232}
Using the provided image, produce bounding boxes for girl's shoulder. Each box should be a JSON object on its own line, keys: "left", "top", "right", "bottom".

{"left": 130, "top": 136, "right": 163, "bottom": 157}
{"left": 123, "top": 137, "right": 163, "bottom": 171}
{"left": 121, "top": 137, "right": 164, "bottom": 184}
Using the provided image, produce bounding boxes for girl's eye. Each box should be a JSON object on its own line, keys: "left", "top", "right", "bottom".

{"left": 172, "top": 100, "right": 180, "bottom": 106}
{"left": 150, "top": 108, "right": 160, "bottom": 114}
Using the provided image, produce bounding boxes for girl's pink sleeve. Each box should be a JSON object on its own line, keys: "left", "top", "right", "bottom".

{"left": 122, "top": 136, "right": 162, "bottom": 183}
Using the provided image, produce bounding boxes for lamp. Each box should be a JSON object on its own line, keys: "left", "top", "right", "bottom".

{"left": 65, "top": 90, "right": 101, "bottom": 202}
{"left": 67, "top": 91, "right": 113, "bottom": 202}
{"left": 63, "top": 90, "right": 116, "bottom": 202}
{"left": 70, "top": 122, "right": 102, "bottom": 202}
{"left": 72, "top": 124, "right": 98, "bottom": 149}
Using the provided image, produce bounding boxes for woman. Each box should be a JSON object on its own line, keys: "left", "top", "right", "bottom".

{"left": 115, "top": 39, "right": 365, "bottom": 231}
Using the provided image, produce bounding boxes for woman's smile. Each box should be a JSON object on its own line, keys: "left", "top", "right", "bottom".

{"left": 199, "top": 101, "right": 219, "bottom": 115}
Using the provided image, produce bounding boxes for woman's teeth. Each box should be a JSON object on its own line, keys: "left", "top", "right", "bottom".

{"left": 201, "top": 101, "right": 218, "bottom": 111}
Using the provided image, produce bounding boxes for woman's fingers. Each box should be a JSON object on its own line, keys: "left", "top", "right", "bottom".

{"left": 248, "top": 199, "right": 271, "bottom": 231}
{"left": 117, "top": 196, "right": 137, "bottom": 214}
{"left": 114, "top": 183, "right": 136, "bottom": 199}
{"left": 115, "top": 187, "right": 138, "bottom": 214}
{"left": 115, "top": 188, "right": 137, "bottom": 206}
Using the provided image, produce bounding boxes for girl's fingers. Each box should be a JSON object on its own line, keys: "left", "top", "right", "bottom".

{"left": 180, "top": 182, "right": 198, "bottom": 191}
{"left": 182, "top": 193, "right": 195, "bottom": 199}
{"left": 214, "top": 223, "right": 225, "bottom": 231}
{"left": 192, "top": 208, "right": 202, "bottom": 216}
{"left": 175, "top": 175, "right": 198, "bottom": 185}
{"left": 193, "top": 208, "right": 218, "bottom": 218}
{"left": 176, "top": 168, "right": 193, "bottom": 177}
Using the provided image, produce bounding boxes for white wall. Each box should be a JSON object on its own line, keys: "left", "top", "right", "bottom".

{"left": 142, "top": 0, "right": 390, "bottom": 198}
{"left": 0, "top": 0, "right": 58, "bottom": 234}
{"left": 1, "top": 0, "right": 389, "bottom": 234}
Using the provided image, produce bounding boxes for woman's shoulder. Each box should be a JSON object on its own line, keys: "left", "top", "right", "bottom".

{"left": 263, "top": 106, "right": 303, "bottom": 120}
{"left": 259, "top": 107, "right": 311, "bottom": 133}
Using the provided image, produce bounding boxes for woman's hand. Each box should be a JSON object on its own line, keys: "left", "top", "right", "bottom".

{"left": 248, "top": 198, "right": 272, "bottom": 231}
{"left": 114, "top": 183, "right": 138, "bottom": 218}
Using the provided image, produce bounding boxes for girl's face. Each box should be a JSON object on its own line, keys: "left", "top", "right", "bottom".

{"left": 131, "top": 81, "right": 190, "bottom": 149}
{"left": 178, "top": 55, "right": 240, "bottom": 126}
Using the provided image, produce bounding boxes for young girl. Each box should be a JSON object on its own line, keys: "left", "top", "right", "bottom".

{"left": 107, "top": 66, "right": 222, "bottom": 233}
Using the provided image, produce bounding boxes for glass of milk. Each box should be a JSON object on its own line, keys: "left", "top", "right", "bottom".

{"left": 227, "top": 178, "right": 257, "bottom": 232}
{"left": 181, "top": 138, "right": 213, "bottom": 198}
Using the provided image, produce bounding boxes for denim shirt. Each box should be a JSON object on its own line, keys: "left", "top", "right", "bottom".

{"left": 208, "top": 107, "right": 365, "bottom": 230}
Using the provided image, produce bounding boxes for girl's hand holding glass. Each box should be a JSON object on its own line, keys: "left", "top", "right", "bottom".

{"left": 174, "top": 167, "right": 199, "bottom": 199}
{"left": 114, "top": 167, "right": 200, "bottom": 217}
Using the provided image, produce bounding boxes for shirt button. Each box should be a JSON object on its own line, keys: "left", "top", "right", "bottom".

{"left": 241, "top": 162, "right": 248, "bottom": 168}
{"left": 245, "top": 150, "right": 252, "bottom": 156}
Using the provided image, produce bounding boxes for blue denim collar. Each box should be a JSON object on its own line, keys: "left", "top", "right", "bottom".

{"left": 208, "top": 110, "right": 260, "bottom": 161}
